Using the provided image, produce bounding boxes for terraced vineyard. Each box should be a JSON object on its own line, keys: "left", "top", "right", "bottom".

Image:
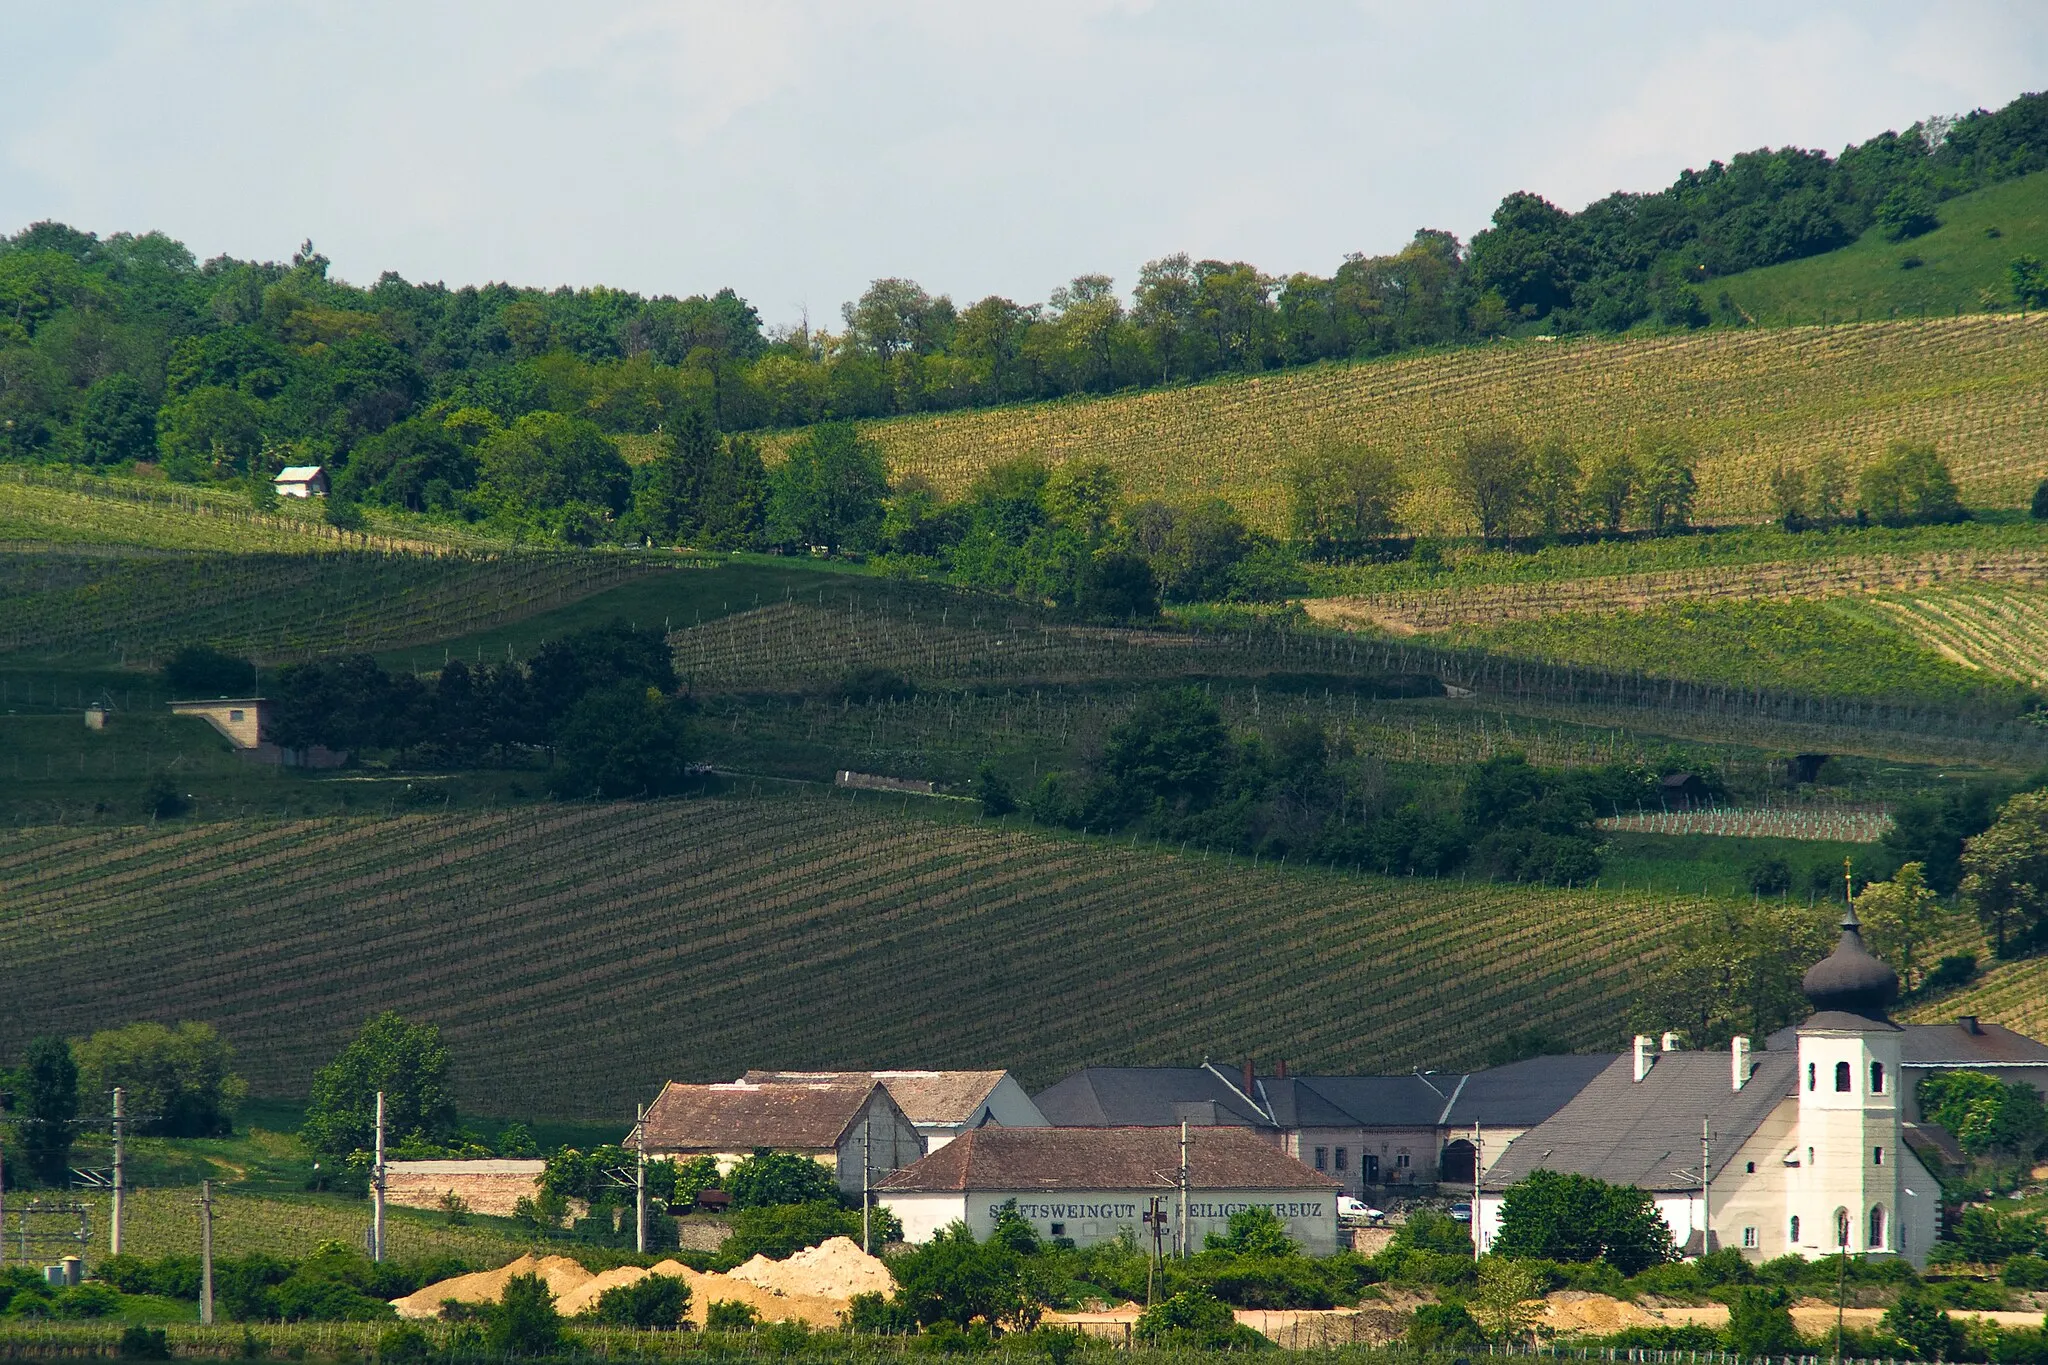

{"left": 0, "top": 797, "right": 1720, "bottom": 1115}
{"left": 802, "top": 315, "right": 2048, "bottom": 533}
{"left": 1905, "top": 956, "right": 2048, "bottom": 1042}
{"left": 0, "top": 467, "right": 451, "bottom": 553}
{"left": 0, "top": 550, "right": 651, "bottom": 665}
{"left": 1304, "top": 547, "right": 2048, "bottom": 633}
{"left": 1871, "top": 589, "right": 2048, "bottom": 686}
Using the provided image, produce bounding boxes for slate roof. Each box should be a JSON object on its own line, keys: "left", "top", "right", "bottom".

{"left": 1031, "top": 1067, "right": 1270, "bottom": 1128}
{"left": 1480, "top": 1052, "right": 1799, "bottom": 1193}
{"left": 740, "top": 1070, "right": 1012, "bottom": 1126}
{"left": 877, "top": 1125, "right": 1339, "bottom": 1193}
{"left": 1261, "top": 1075, "right": 1449, "bottom": 1128}
{"left": 641, "top": 1081, "right": 886, "bottom": 1152}
{"left": 1442, "top": 1055, "right": 1624, "bottom": 1128}
{"left": 1766, "top": 1019, "right": 2048, "bottom": 1063}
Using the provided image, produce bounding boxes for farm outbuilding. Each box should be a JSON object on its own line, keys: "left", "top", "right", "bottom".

{"left": 739, "top": 1069, "right": 1047, "bottom": 1150}
{"left": 639, "top": 1080, "right": 922, "bottom": 1196}
{"left": 272, "top": 466, "right": 329, "bottom": 497}
{"left": 877, "top": 1125, "right": 1341, "bottom": 1255}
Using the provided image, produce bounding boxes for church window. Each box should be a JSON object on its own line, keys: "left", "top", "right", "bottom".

{"left": 1874, "top": 1146, "right": 1883, "bottom": 1165}
{"left": 1807, "top": 1062, "right": 1816, "bottom": 1090}
{"left": 1868, "top": 1205, "right": 1886, "bottom": 1250}
{"left": 1745, "top": 1161, "right": 1756, "bottom": 1173}
{"left": 1871, "top": 1061, "right": 1885, "bottom": 1093}
{"left": 1789, "top": 1215, "right": 1800, "bottom": 1242}
{"left": 1835, "top": 1208, "right": 1851, "bottom": 1248}
{"left": 1835, "top": 1060, "right": 1852, "bottom": 1092}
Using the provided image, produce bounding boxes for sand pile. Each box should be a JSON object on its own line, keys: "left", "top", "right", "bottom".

{"left": 1541, "top": 1291, "right": 1664, "bottom": 1335}
{"left": 395, "top": 1241, "right": 895, "bottom": 1329}
{"left": 391, "top": 1254, "right": 595, "bottom": 1320}
{"left": 727, "top": 1238, "right": 895, "bottom": 1300}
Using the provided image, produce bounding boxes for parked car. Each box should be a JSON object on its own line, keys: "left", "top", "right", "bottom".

{"left": 1447, "top": 1201, "right": 1472, "bottom": 1223}
{"left": 1338, "top": 1195, "right": 1385, "bottom": 1225}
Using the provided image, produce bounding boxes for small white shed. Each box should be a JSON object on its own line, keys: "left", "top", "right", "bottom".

{"left": 273, "top": 466, "right": 329, "bottom": 498}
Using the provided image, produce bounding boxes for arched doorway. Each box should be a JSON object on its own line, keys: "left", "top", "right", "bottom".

{"left": 1440, "top": 1138, "right": 1477, "bottom": 1184}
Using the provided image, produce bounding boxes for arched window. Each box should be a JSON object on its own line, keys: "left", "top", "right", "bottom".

{"left": 1807, "top": 1062, "right": 1816, "bottom": 1091}
{"left": 1789, "top": 1215, "right": 1801, "bottom": 1243}
{"left": 1835, "top": 1208, "right": 1851, "bottom": 1249}
{"left": 1868, "top": 1205, "right": 1886, "bottom": 1250}
{"left": 1835, "top": 1060, "right": 1853, "bottom": 1092}
{"left": 1871, "top": 1061, "right": 1886, "bottom": 1094}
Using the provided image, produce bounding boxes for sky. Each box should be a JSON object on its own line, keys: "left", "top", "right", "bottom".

{"left": 4, "top": 1, "right": 2045, "bottom": 328}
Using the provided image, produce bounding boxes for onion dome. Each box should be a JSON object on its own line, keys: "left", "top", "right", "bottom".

{"left": 1801, "top": 906, "right": 1899, "bottom": 1020}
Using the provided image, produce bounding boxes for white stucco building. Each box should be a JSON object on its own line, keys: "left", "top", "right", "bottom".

{"left": 877, "top": 1125, "right": 1342, "bottom": 1256}
{"left": 1476, "top": 908, "right": 1939, "bottom": 1267}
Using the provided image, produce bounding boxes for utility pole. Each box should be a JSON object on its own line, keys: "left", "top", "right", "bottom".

{"left": 1472, "top": 1122, "right": 1484, "bottom": 1255}
{"left": 1, "top": 1129, "right": 7, "bottom": 1269}
{"left": 860, "top": 1118, "right": 872, "bottom": 1255}
{"left": 1177, "top": 1122, "right": 1189, "bottom": 1260}
{"left": 371, "top": 1091, "right": 386, "bottom": 1263}
{"left": 635, "top": 1102, "right": 648, "bottom": 1256}
{"left": 111, "top": 1088, "right": 125, "bottom": 1258}
{"left": 1700, "top": 1116, "right": 1711, "bottom": 1259}
{"left": 199, "top": 1181, "right": 215, "bottom": 1326}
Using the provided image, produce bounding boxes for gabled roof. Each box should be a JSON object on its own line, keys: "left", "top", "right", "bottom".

{"left": 1262, "top": 1075, "right": 1448, "bottom": 1128}
{"left": 641, "top": 1080, "right": 889, "bottom": 1152}
{"left": 1768, "top": 1019, "right": 2048, "bottom": 1067}
{"left": 877, "top": 1126, "right": 1338, "bottom": 1194}
{"left": 1481, "top": 1052, "right": 1799, "bottom": 1193}
{"left": 1442, "top": 1054, "right": 1623, "bottom": 1128}
{"left": 740, "top": 1070, "right": 1011, "bottom": 1126}
{"left": 274, "top": 465, "right": 326, "bottom": 480}
{"left": 1031, "top": 1067, "right": 1270, "bottom": 1128}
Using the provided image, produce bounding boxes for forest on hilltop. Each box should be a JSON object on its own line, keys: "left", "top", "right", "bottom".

{"left": 3, "top": 92, "right": 2047, "bottom": 488}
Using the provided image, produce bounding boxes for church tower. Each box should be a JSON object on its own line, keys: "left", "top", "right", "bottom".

{"left": 1792, "top": 905, "right": 1908, "bottom": 1259}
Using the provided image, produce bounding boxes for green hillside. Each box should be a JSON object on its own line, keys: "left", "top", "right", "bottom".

{"left": 0, "top": 796, "right": 1735, "bottom": 1116}
{"left": 1719, "top": 170, "right": 2048, "bottom": 323}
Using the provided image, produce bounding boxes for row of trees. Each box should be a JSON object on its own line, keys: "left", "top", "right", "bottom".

{"left": 7, "top": 94, "right": 2048, "bottom": 476}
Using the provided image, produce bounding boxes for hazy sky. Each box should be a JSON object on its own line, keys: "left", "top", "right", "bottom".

{"left": 4, "top": 2, "right": 2044, "bottom": 327}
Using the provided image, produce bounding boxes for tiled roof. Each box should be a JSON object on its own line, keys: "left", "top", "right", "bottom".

{"left": 642, "top": 1081, "right": 882, "bottom": 1152}
{"left": 877, "top": 1126, "right": 1338, "bottom": 1193}
{"left": 1480, "top": 1052, "right": 1799, "bottom": 1192}
{"left": 741, "top": 1070, "right": 1009, "bottom": 1126}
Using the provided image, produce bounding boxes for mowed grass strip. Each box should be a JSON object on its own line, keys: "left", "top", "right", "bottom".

{"left": 1, "top": 797, "right": 1713, "bottom": 1115}
{"left": 795, "top": 315, "right": 2048, "bottom": 534}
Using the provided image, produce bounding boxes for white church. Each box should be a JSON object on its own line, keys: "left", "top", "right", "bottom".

{"left": 1476, "top": 906, "right": 1941, "bottom": 1266}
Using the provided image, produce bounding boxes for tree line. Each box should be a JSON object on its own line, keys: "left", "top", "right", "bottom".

{"left": 4, "top": 93, "right": 2046, "bottom": 483}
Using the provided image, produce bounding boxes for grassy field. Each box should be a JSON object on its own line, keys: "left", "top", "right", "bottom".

{"left": 1718, "top": 170, "right": 2048, "bottom": 323}
{"left": 797, "top": 315, "right": 2048, "bottom": 534}
{"left": 0, "top": 794, "right": 1737, "bottom": 1115}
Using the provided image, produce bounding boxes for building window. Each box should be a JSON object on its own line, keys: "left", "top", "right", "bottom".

{"left": 1835, "top": 1060, "right": 1853, "bottom": 1092}
{"left": 1363, "top": 1154, "right": 1379, "bottom": 1182}
{"left": 1875, "top": 1146, "right": 1885, "bottom": 1165}
{"left": 1745, "top": 1161, "right": 1756, "bottom": 1174}
{"left": 1807, "top": 1062, "right": 1816, "bottom": 1091}
{"left": 1335, "top": 1147, "right": 1348, "bottom": 1172}
{"left": 1789, "top": 1215, "right": 1801, "bottom": 1243}
{"left": 1314, "top": 1147, "right": 1328, "bottom": 1171}
{"left": 1868, "top": 1205, "right": 1886, "bottom": 1250}
{"left": 1808, "top": 1147, "right": 1815, "bottom": 1167}
{"left": 1395, "top": 1152, "right": 1410, "bottom": 1169}
{"left": 1871, "top": 1061, "right": 1886, "bottom": 1094}
{"left": 229, "top": 709, "right": 245, "bottom": 722}
{"left": 1050, "top": 1223, "right": 1065, "bottom": 1237}
{"left": 1742, "top": 1227, "right": 1758, "bottom": 1249}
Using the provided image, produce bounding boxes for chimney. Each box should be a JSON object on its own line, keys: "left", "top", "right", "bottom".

{"left": 1958, "top": 1015, "right": 1981, "bottom": 1035}
{"left": 1633, "top": 1035, "right": 1654, "bottom": 1083}
{"left": 1276, "top": 1059, "right": 1288, "bottom": 1078}
{"left": 1243, "top": 1058, "right": 1255, "bottom": 1094}
{"left": 1661, "top": 1031, "right": 1683, "bottom": 1053}
{"left": 1731, "top": 1036, "right": 1751, "bottom": 1092}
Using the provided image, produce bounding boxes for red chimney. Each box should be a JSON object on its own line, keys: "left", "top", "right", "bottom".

{"left": 1277, "top": 1059, "right": 1288, "bottom": 1078}
{"left": 1242, "top": 1058, "right": 1254, "bottom": 1093}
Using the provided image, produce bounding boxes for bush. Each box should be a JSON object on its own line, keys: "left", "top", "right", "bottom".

{"left": 377, "top": 1324, "right": 434, "bottom": 1361}
{"left": 53, "top": 1283, "right": 123, "bottom": 1319}
{"left": 1728, "top": 1286, "right": 1804, "bottom": 1357}
{"left": 705, "top": 1299, "right": 761, "bottom": 1332}
{"left": 487, "top": 1272, "right": 561, "bottom": 1356}
{"left": 2004, "top": 1254, "right": 2048, "bottom": 1289}
{"left": 1136, "top": 1288, "right": 1268, "bottom": 1350}
{"left": 1884, "top": 1288, "right": 1966, "bottom": 1361}
{"left": 588, "top": 1272, "right": 688, "bottom": 1328}
{"left": 1746, "top": 855, "right": 1794, "bottom": 895}
{"left": 844, "top": 1290, "right": 919, "bottom": 1334}
{"left": 2032, "top": 479, "right": 2048, "bottom": 521}
{"left": 721, "top": 1201, "right": 895, "bottom": 1264}
{"left": 117, "top": 1326, "right": 170, "bottom": 1360}
{"left": 1406, "top": 1301, "right": 1486, "bottom": 1354}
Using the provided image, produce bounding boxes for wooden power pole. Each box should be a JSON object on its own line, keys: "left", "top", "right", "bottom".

{"left": 198, "top": 1181, "right": 215, "bottom": 1325}
{"left": 111, "top": 1087, "right": 125, "bottom": 1258}
{"left": 371, "top": 1091, "right": 386, "bottom": 1263}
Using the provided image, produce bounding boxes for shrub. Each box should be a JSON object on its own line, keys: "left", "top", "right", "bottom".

{"left": 1885, "top": 1288, "right": 1966, "bottom": 1361}
{"left": 1490, "top": 1169, "right": 1676, "bottom": 1273}
{"left": 1136, "top": 1288, "right": 1268, "bottom": 1350}
{"left": 376, "top": 1323, "right": 434, "bottom": 1362}
{"left": 1746, "top": 855, "right": 1794, "bottom": 895}
{"left": 2004, "top": 1254, "right": 2048, "bottom": 1289}
{"left": 705, "top": 1299, "right": 761, "bottom": 1332}
{"left": 589, "top": 1273, "right": 689, "bottom": 1328}
{"left": 1728, "top": 1286, "right": 1804, "bottom": 1357}
{"left": 722, "top": 1201, "right": 890, "bottom": 1263}
{"left": 487, "top": 1273, "right": 561, "bottom": 1356}
{"left": 54, "top": 1283, "right": 123, "bottom": 1319}
{"left": 2033, "top": 479, "right": 2048, "bottom": 521}
{"left": 117, "top": 1326, "right": 170, "bottom": 1360}
{"left": 1406, "top": 1301, "right": 1486, "bottom": 1354}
